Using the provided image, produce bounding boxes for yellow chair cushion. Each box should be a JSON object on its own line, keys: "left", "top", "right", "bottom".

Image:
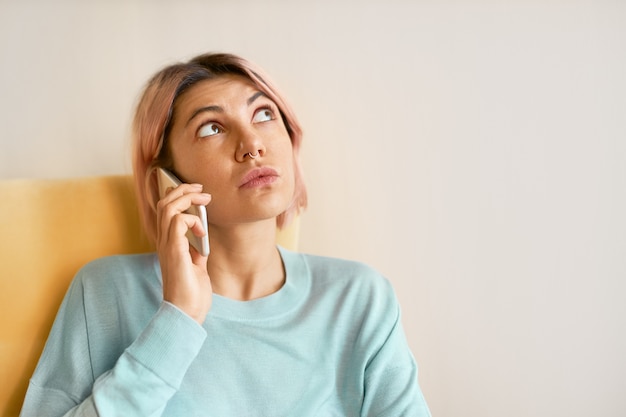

{"left": 0, "top": 175, "right": 299, "bottom": 416}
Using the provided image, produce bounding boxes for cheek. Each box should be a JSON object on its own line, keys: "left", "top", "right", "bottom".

{"left": 276, "top": 131, "right": 294, "bottom": 161}
{"left": 170, "top": 143, "right": 224, "bottom": 186}
{"left": 279, "top": 145, "right": 296, "bottom": 186}
{"left": 283, "top": 155, "right": 297, "bottom": 200}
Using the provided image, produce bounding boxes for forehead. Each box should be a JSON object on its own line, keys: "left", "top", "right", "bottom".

{"left": 175, "top": 74, "right": 260, "bottom": 112}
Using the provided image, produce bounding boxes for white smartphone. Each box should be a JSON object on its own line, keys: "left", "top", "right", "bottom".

{"left": 157, "top": 167, "right": 210, "bottom": 256}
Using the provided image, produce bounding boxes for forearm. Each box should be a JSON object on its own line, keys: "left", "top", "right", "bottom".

{"left": 21, "top": 302, "right": 206, "bottom": 417}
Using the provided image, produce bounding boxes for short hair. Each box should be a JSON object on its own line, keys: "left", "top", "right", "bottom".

{"left": 131, "top": 53, "right": 307, "bottom": 244}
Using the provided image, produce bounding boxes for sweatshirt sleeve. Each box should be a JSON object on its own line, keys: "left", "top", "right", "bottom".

{"left": 20, "top": 271, "right": 207, "bottom": 417}
{"left": 360, "top": 291, "right": 431, "bottom": 417}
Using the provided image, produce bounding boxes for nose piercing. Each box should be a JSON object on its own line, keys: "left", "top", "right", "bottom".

{"left": 246, "top": 151, "right": 259, "bottom": 159}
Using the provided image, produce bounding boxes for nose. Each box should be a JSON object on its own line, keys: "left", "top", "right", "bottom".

{"left": 236, "top": 126, "right": 266, "bottom": 162}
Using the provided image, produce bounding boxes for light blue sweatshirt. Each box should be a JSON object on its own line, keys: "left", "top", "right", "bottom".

{"left": 21, "top": 247, "right": 431, "bottom": 416}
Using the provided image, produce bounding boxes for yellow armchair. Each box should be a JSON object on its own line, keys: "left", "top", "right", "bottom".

{"left": 0, "top": 175, "right": 299, "bottom": 416}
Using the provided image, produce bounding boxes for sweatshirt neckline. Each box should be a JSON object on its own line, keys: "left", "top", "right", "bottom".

{"left": 210, "top": 246, "right": 310, "bottom": 322}
{"left": 154, "top": 246, "right": 310, "bottom": 323}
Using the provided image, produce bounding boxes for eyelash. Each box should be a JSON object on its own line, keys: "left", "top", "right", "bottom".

{"left": 196, "top": 106, "right": 277, "bottom": 138}
{"left": 197, "top": 122, "right": 222, "bottom": 138}
{"left": 253, "top": 105, "right": 276, "bottom": 122}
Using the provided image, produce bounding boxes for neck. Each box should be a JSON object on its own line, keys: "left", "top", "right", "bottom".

{"left": 206, "top": 219, "right": 285, "bottom": 301}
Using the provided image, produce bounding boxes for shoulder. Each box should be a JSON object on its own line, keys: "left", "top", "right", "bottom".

{"left": 284, "top": 250, "right": 406, "bottom": 359}
{"left": 72, "top": 252, "right": 160, "bottom": 295}
{"left": 301, "top": 251, "right": 394, "bottom": 294}
{"left": 282, "top": 248, "right": 399, "bottom": 318}
{"left": 77, "top": 252, "right": 158, "bottom": 274}
{"left": 281, "top": 247, "right": 382, "bottom": 281}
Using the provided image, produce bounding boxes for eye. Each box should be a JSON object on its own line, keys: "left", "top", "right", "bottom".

{"left": 252, "top": 107, "right": 275, "bottom": 123}
{"left": 198, "top": 122, "right": 222, "bottom": 138}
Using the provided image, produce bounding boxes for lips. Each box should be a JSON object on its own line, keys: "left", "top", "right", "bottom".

{"left": 239, "top": 167, "right": 280, "bottom": 188}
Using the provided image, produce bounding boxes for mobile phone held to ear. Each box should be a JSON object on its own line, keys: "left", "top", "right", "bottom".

{"left": 157, "top": 168, "right": 210, "bottom": 256}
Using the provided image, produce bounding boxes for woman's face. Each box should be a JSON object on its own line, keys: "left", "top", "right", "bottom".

{"left": 166, "top": 75, "right": 295, "bottom": 228}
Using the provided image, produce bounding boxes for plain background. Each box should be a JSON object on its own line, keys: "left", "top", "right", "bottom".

{"left": 1, "top": 0, "right": 625, "bottom": 416}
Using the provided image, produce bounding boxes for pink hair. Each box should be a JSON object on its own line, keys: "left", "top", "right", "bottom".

{"left": 131, "top": 53, "right": 307, "bottom": 244}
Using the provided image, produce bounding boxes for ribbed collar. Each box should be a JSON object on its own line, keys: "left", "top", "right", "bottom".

{"left": 152, "top": 246, "right": 310, "bottom": 323}
{"left": 209, "top": 246, "right": 310, "bottom": 322}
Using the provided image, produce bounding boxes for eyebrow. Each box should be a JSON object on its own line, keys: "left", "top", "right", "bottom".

{"left": 247, "top": 91, "right": 268, "bottom": 105}
{"left": 185, "top": 91, "right": 269, "bottom": 127}
{"left": 186, "top": 105, "right": 222, "bottom": 127}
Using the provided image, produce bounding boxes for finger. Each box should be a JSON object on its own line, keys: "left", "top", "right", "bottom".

{"left": 189, "top": 243, "right": 209, "bottom": 266}
{"left": 157, "top": 188, "right": 211, "bottom": 217}
{"left": 161, "top": 183, "right": 203, "bottom": 204}
{"left": 157, "top": 191, "right": 211, "bottom": 244}
{"left": 164, "top": 212, "right": 207, "bottom": 253}
{"left": 159, "top": 192, "right": 211, "bottom": 219}
{"left": 156, "top": 184, "right": 204, "bottom": 224}
{"left": 156, "top": 186, "right": 194, "bottom": 243}
{"left": 158, "top": 194, "right": 210, "bottom": 245}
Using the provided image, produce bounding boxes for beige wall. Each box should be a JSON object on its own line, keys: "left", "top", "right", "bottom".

{"left": 2, "top": 1, "right": 625, "bottom": 415}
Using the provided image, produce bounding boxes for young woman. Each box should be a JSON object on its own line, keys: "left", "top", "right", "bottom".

{"left": 21, "top": 53, "right": 431, "bottom": 416}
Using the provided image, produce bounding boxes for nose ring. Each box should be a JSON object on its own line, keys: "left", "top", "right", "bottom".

{"left": 246, "top": 151, "right": 259, "bottom": 159}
